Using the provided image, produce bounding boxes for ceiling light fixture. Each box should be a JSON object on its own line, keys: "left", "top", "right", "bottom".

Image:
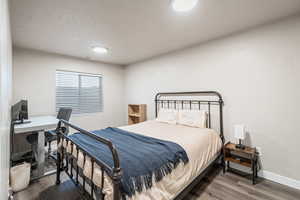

{"left": 171, "top": 0, "right": 199, "bottom": 12}
{"left": 92, "top": 46, "right": 108, "bottom": 54}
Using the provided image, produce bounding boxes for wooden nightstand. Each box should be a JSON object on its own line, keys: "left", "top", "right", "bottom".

{"left": 223, "top": 142, "right": 259, "bottom": 184}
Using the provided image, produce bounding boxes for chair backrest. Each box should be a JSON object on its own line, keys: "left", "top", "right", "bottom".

{"left": 56, "top": 108, "right": 72, "bottom": 134}
{"left": 57, "top": 108, "right": 72, "bottom": 121}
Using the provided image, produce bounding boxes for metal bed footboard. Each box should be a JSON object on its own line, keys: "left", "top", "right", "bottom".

{"left": 56, "top": 119, "right": 122, "bottom": 200}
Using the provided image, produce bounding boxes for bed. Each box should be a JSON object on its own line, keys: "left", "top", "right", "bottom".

{"left": 55, "top": 91, "right": 225, "bottom": 200}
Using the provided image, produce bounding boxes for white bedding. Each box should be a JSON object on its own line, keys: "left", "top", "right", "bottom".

{"left": 63, "top": 120, "right": 222, "bottom": 200}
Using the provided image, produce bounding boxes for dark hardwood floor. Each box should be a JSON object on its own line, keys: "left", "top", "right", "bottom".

{"left": 14, "top": 167, "right": 300, "bottom": 200}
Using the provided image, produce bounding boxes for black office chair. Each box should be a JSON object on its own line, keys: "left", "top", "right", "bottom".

{"left": 45, "top": 108, "right": 72, "bottom": 156}
{"left": 26, "top": 108, "right": 72, "bottom": 160}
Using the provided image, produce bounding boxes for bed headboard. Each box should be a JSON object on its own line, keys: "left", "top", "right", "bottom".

{"left": 155, "top": 91, "right": 224, "bottom": 143}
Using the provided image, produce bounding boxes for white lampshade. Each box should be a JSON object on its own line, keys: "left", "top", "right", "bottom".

{"left": 234, "top": 124, "right": 245, "bottom": 140}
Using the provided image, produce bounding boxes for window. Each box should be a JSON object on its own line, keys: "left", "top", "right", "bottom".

{"left": 56, "top": 70, "right": 103, "bottom": 114}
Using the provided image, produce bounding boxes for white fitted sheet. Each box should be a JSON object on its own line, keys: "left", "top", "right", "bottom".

{"left": 63, "top": 120, "right": 222, "bottom": 200}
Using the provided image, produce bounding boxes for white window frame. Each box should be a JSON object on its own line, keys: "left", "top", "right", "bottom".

{"left": 55, "top": 70, "right": 103, "bottom": 114}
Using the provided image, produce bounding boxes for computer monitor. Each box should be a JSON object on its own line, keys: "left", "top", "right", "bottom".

{"left": 11, "top": 100, "right": 29, "bottom": 124}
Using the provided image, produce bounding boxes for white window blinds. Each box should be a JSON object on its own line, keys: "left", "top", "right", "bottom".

{"left": 56, "top": 70, "right": 103, "bottom": 114}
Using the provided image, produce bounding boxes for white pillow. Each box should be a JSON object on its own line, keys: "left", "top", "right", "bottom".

{"left": 156, "top": 108, "right": 178, "bottom": 124}
{"left": 177, "top": 110, "right": 207, "bottom": 128}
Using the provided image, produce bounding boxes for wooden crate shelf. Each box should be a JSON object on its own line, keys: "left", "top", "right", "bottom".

{"left": 128, "top": 104, "right": 146, "bottom": 125}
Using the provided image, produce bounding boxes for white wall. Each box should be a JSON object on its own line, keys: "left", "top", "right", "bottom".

{"left": 13, "top": 48, "right": 126, "bottom": 131}
{"left": 0, "top": 0, "right": 12, "bottom": 198}
{"left": 125, "top": 16, "right": 300, "bottom": 182}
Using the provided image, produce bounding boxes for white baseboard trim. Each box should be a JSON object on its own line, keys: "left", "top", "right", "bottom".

{"left": 259, "top": 170, "right": 300, "bottom": 190}
{"left": 229, "top": 163, "right": 300, "bottom": 190}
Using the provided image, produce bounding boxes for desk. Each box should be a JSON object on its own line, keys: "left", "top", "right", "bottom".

{"left": 14, "top": 116, "right": 58, "bottom": 179}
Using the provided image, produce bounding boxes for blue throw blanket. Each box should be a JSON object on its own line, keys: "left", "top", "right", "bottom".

{"left": 68, "top": 127, "right": 189, "bottom": 198}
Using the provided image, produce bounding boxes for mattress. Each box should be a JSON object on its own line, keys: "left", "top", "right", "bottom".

{"left": 63, "top": 120, "right": 222, "bottom": 200}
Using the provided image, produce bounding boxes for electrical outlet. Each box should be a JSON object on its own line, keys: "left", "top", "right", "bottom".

{"left": 256, "top": 147, "right": 262, "bottom": 156}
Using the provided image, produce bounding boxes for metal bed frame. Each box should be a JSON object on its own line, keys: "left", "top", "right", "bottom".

{"left": 56, "top": 91, "right": 225, "bottom": 200}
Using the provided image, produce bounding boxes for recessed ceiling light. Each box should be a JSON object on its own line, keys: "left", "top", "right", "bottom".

{"left": 92, "top": 46, "right": 108, "bottom": 54}
{"left": 171, "top": 0, "right": 199, "bottom": 12}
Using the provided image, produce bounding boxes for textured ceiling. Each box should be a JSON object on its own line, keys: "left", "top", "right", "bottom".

{"left": 10, "top": 0, "right": 300, "bottom": 65}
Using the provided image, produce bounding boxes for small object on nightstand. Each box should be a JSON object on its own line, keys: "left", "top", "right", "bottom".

{"left": 234, "top": 124, "right": 246, "bottom": 149}
{"left": 223, "top": 142, "right": 259, "bottom": 184}
{"left": 128, "top": 104, "right": 147, "bottom": 125}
